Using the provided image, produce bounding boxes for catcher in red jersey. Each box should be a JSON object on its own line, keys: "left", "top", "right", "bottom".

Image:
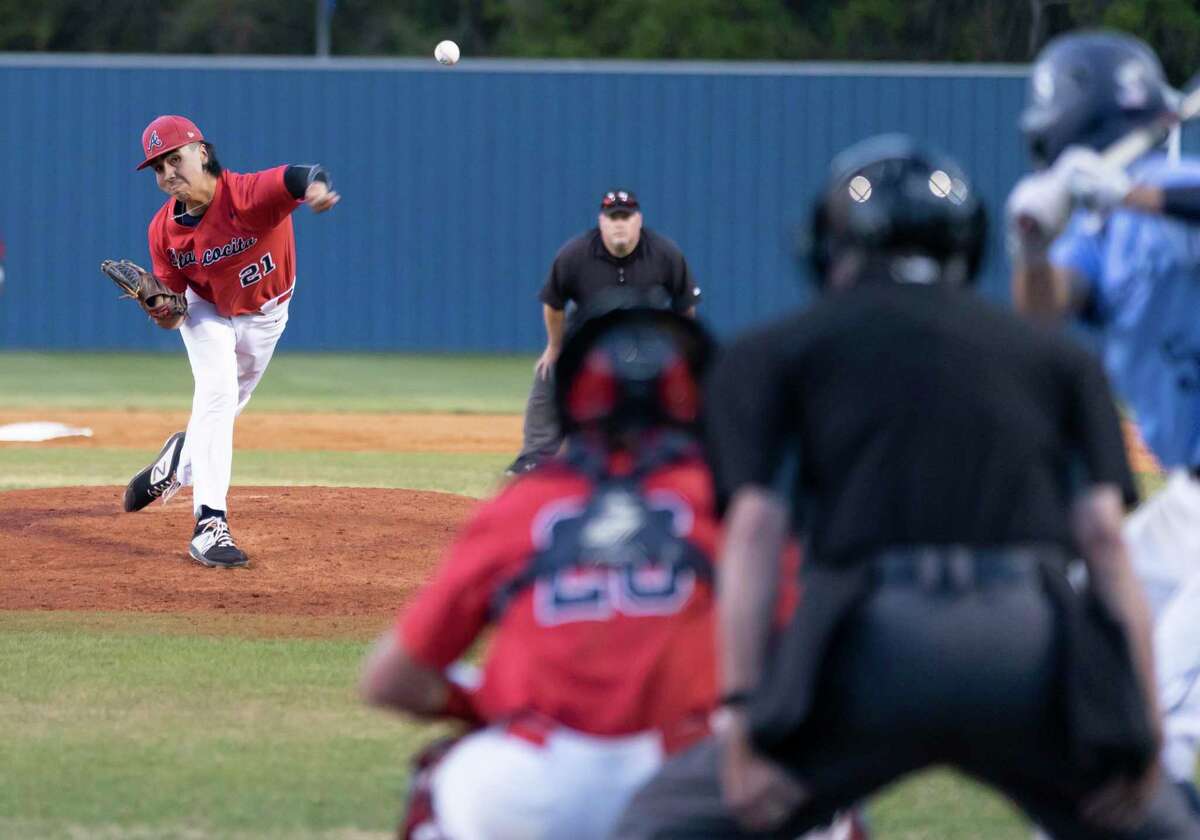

{"left": 359, "top": 301, "right": 866, "bottom": 840}
{"left": 117, "top": 114, "right": 339, "bottom": 568}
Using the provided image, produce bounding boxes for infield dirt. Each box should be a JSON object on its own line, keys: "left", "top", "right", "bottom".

{"left": 0, "top": 485, "right": 475, "bottom": 620}
{"left": 0, "top": 409, "right": 1160, "bottom": 636}
{"left": 0, "top": 410, "right": 522, "bottom": 453}
{"left": 0, "top": 410, "right": 517, "bottom": 630}
{"left": 0, "top": 410, "right": 1158, "bottom": 471}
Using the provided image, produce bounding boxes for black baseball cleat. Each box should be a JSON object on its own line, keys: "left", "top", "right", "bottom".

{"left": 124, "top": 431, "right": 186, "bottom": 512}
{"left": 189, "top": 516, "right": 248, "bottom": 568}
{"left": 503, "top": 454, "right": 540, "bottom": 478}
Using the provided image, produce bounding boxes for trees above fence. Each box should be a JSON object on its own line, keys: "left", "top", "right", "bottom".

{"left": 0, "top": 0, "right": 1196, "bottom": 83}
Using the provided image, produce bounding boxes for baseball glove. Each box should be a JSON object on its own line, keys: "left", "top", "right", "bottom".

{"left": 100, "top": 259, "right": 187, "bottom": 329}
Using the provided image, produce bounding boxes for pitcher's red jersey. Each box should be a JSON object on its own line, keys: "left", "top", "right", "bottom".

{"left": 399, "top": 456, "right": 723, "bottom": 741}
{"left": 148, "top": 166, "right": 302, "bottom": 317}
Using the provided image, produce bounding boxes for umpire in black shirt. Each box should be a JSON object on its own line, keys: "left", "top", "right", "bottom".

{"left": 504, "top": 190, "right": 701, "bottom": 475}
{"left": 616, "top": 136, "right": 1198, "bottom": 837}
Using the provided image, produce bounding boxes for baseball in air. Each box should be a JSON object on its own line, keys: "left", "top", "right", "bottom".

{"left": 434, "top": 40, "right": 460, "bottom": 66}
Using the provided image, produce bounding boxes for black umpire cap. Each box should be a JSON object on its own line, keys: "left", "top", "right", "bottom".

{"left": 600, "top": 189, "right": 640, "bottom": 216}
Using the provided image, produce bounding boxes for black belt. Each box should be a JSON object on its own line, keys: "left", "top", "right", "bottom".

{"left": 871, "top": 545, "right": 1057, "bottom": 591}
{"left": 1191, "top": 465, "right": 1200, "bottom": 481}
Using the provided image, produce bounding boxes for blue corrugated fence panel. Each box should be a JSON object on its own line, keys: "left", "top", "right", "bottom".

{"left": 0, "top": 56, "right": 1064, "bottom": 350}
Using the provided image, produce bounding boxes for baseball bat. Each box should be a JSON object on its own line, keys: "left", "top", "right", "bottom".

{"left": 1103, "top": 78, "right": 1200, "bottom": 169}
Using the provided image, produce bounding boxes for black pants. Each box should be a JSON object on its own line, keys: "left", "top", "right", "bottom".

{"left": 615, "top": 569, "right": 1199, "bottom": 839}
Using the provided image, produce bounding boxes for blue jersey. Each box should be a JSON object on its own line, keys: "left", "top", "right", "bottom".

{"left": 1051, "top": 153, "right": 1200, "bottom": 469}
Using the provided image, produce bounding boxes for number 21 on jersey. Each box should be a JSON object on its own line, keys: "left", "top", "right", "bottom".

{"left": 239, "top": 252, "right": 276, "bottom": 287}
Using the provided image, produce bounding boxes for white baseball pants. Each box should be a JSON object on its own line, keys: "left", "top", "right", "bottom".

{"left": 174, "top": 287, "right": 290, "bottom": 518}
{"left": 427, "top": 723, "right": 864, "bottom": 840}
{"left": 430, "top": 724, "right": 664, "bottom": 840}
{"left": 1126, "top": 469, "right": 1200, "bottom": 783}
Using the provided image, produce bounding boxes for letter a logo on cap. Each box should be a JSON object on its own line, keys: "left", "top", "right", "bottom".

{"left": 147, "top": 130, "right": 163, "bottom": 154}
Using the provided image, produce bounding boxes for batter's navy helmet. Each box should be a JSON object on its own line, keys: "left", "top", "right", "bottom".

{"left": 808, "top": 133, "right": 987, "bottom": 289}
{"left": 1021, "top": 30, "right": 1174, "bottom": 168}
{"left": 554, "top": 300, "right": 714, "bottom": 438}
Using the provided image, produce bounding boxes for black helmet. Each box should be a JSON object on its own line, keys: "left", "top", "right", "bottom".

{"left": 554, "top": 302, "right": 714, "bottom": 438}
{"left": 1021, "top": 30, "right": 1173, "bottom": 168}
{"left": 809, "top": 133, "right": 987, "bottom": 289}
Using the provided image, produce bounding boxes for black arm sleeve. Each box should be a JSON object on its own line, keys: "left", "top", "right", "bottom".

{"left": 283, "top": 165, "right": 331, "bottom": 199}
{"left": 1160, "top": 185, "right": 1200, "bottom": 223}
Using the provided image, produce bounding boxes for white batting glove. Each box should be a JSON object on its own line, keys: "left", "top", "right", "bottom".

{"left": 1055, "top": 146, "right": 1132, "bottom": 212}
{"left": 1006, "top": 167, "right": 1072, "bottom": 260}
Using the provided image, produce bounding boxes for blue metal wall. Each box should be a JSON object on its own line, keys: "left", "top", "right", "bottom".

{"left": 0, "top": 55, "right": 1137, "bottom": 351}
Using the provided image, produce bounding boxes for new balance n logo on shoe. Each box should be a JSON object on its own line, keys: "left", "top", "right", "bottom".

{"left": 150, "top": 456, "right": 171, "bottom": 485}
{"left": 124, "top": 431, "right": 185, "bottom": 513}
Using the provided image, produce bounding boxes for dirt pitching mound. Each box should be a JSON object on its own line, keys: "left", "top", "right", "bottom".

{"left": 0, "top": 486, "right": 476, "bottom": 618}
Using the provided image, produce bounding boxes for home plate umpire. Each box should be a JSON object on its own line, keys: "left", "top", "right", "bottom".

{"left": 614, "top": 135, "right": 1200, "bottom": 838}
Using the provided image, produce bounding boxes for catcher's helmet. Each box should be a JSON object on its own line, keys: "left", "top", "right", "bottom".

{"left": 809, "top": 133, "right": 987, "bottom": 289}
{"left": 1021, "top": 30, "right": 1173, "bottom": 168}
{"left": 554, "top": 301, "right": 714, "bottom": 438}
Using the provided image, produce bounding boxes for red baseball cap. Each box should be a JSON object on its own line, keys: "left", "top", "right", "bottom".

{"left": 136, "top": 115, "right": 204, "bottom": 171}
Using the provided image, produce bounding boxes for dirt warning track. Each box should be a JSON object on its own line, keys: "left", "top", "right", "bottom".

{"left": 0, "top": 410, "right": 522, "bottom": 453}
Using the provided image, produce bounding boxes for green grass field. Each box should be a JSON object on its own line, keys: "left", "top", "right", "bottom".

{"left": 0, "top": 351, "right": 1040, "bottom": 838}
{"left": 0, "top": 352, "right": 535, "bottom": 413}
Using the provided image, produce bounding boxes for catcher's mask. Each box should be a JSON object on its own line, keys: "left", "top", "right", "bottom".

{"left": 554, "top": 305, "right": 714, "bottom": 438}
